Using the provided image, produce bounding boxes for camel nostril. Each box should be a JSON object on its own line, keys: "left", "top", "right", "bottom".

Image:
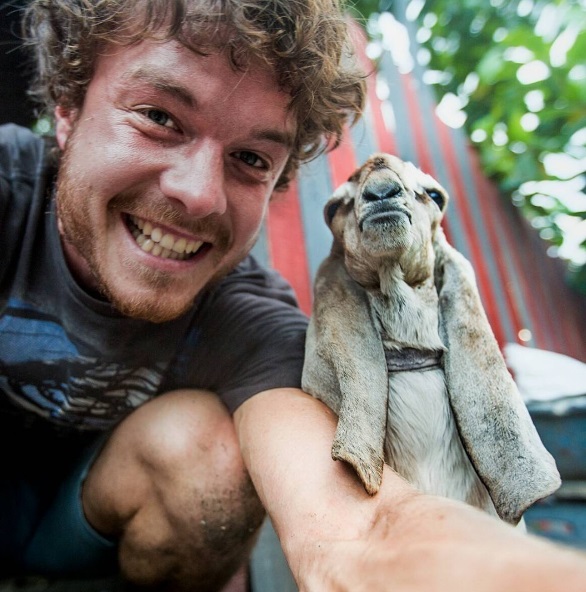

{"left": 362, "top": 182, "right": 402, "bottom": 202}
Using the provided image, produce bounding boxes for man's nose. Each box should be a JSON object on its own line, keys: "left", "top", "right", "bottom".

{"left": 159, "top": 142, "right": 227, "bottom": 217}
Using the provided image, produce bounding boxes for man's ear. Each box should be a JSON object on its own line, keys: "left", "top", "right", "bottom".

{"left": 54, "top": 105, "right": 78, "bottom": 149}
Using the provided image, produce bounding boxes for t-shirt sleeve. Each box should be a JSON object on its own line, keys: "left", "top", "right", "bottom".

{"left": 0, "top": 124, "right": 46, "bottom": 288}
{"left": 0, "top": 124, "right": 44, "bottom": 208}
{"left": 184, "top": 256, "right": 309, "bottom": 413}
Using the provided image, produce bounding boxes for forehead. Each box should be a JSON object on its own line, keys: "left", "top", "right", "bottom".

{"left": 358, "top": 154, "right": 442, "bottom": 192}
{"left": 355, "top": 154, "right": 415, "bottom": 186}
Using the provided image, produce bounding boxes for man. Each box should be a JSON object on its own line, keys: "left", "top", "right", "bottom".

{"left": 1, "top": 1, "right": 585, "bottom": 591}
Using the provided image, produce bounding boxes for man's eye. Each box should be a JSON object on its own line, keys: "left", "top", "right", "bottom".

{"left": 234, "top": 151, "right": 267, "bottom": 169}
{"left": 144, "top": 109, "right": 175, "bottom": 129}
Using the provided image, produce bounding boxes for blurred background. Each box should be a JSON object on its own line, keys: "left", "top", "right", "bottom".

{"left": 0, "top": 1, "right": 33, "bottom": 127}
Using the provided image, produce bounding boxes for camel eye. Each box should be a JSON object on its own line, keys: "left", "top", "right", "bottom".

{"left": 427, "top": 189, "right": 445, "bottom": 210}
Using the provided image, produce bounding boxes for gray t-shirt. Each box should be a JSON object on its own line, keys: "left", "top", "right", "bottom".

{"left": 0, "top": 124, "right": 308, "bottom": 430}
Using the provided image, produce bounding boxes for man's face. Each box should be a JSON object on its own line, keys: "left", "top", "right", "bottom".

{"left": 55, "top": 39, "right": 294, "bottom": 322}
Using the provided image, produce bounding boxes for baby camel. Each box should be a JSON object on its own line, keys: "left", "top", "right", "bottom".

{"left": 302, "top": 154, "right": 560, "bottom": 525}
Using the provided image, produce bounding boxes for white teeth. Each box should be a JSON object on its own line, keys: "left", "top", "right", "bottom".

{"left": 141, "top": 239, "right": 154, "bottom": 253}
{"left": 173, "top": 237, "right": 187, "bottom": 253}
{"left": 151, "top": 227, "right": 163, "bottom": 243}
{"left": 187, "top": 240, "right": 203, "bottom": 253}
{"left": 160, "top": 233, "right": 175, "bottom": 250}
{"left": 129, "top": 215, "right": 203, "bottom": 261}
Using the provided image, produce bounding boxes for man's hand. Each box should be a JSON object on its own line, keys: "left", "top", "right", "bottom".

{"left": 301, "top": 492, "right": 586, "bottom": 591}
{"left": 235, "top": 388, "right": 586, "bottom": 591}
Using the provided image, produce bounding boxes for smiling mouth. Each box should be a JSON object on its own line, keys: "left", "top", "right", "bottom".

{"left": 126, "top": 215, "right": 206, "bottom": 261}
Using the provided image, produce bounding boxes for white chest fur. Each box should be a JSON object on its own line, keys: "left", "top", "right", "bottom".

{"left": 384, "top": 368, "right": 495, "bottom": 513}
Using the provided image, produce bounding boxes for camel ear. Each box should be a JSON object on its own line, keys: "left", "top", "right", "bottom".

{"left": 433, "top": 229, "right": 560, "bottom": 524}
{"left": 303, "top": 246, "right": 388, "bottom": 495}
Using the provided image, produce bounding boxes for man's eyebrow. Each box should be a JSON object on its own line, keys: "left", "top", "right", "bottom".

{"left": 252, "top": 128, "right": 295, "bottom": 150}
{"left": 124, "top": 67, "right": 196, "bottom": 109}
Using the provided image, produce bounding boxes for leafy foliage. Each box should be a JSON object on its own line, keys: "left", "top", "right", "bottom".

{"left": 351, "top": 0, "right": 586, "bottom": 293}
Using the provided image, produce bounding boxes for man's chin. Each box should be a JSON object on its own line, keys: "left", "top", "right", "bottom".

{"left": 103, "top": 267, "right": 230, "bottom": 323}
{"left": 94, "top": 250, "right": 245, "bottom": 323}
{"left": 96, "top": 274, "right": 198, "bottom": 323}
{"left": 109, "top": 292, "right": 195, "bottom": 323}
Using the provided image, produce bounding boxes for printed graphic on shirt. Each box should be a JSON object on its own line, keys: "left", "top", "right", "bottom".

{"left": 0, "top": 299, "right": 165, "bottom": 429}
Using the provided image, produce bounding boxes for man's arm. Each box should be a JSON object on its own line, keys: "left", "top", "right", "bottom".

{"left": 235, "top": 387, "right": 586, "bottom": 591}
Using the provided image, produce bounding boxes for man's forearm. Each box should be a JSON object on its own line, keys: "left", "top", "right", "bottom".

{"left": 235, "top": 388, "right": 586, "bottom": 591}
{"left": 235, "top": 388, "right": 407, "bottom": 564}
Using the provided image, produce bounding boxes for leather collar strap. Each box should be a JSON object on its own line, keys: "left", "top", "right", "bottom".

{"left": 385, "top": 348, "right": 443, "bottom": 372}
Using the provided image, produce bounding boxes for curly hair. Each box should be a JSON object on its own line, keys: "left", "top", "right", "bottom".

{"left": 23, "top": 0, "right": 366, "bottom": 188}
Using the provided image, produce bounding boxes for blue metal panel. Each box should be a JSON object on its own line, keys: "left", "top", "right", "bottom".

{"left": 297, "top": 153, "right": 335, "bottom": 283}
